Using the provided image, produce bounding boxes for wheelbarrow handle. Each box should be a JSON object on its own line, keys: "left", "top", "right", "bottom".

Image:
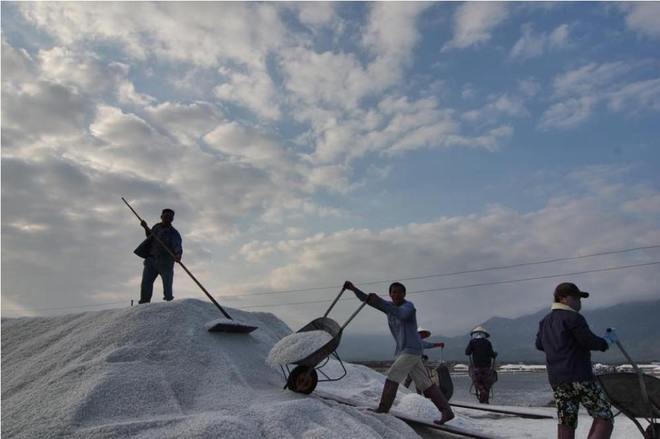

{"left": 339, "top": 300, "right": 369, "bottom": 332}
{"left": 606, "top": 328, "right": 658, "bottom": 417}
{"left": 323, "top": 287, "right": 347, "bottom": 318}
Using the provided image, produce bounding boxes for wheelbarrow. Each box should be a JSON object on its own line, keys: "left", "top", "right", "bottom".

{"left": 280, "top": 288, "right": 368, "bottom": 394}
{"left": 596, "top": 328, "right": 660, "bottom": 438}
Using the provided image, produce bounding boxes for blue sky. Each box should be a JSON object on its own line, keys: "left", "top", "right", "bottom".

{"left": 2, "top": 2, "right": 659, "bottom": 335}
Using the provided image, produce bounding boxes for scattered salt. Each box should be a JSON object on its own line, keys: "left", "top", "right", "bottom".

{"left": 267, "top": 330, "right": 333, "bottom": 366}
{"left": 395, "top": 393, "right": 440, "bottom": 420}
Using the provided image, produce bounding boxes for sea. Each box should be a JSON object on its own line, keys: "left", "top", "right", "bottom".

{"left": 450, "top": 372, "right": 554, "bottom": 407}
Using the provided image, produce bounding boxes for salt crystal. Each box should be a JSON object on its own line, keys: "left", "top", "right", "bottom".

{"left": 267, "top": 330, "right": 333, "bottom": 366}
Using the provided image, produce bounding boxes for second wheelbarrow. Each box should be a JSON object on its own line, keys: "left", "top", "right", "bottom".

{"left": 280, "top": 288, "right": 368, "bottom": 394}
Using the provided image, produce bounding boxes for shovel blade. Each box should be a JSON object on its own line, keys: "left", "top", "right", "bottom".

{"left": 206, "top": 320, "right": 258, "bottom": 333}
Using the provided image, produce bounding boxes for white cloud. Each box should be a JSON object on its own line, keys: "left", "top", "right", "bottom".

{"left": 214, "top": 67, "right": 281, "bottom": 120}
{"left": 290, "top": 2, "right": 338, "bottom": 28}
{"left": 606, "top": 78, "right": 660, "bottom": 113}
{"left": 231, "top": 167, "right": 660, "bottom": 332}
{"left": 540, "top": 96, "right": 596, "bottom": 129}
{"left": 552, "top": 62, "right": 631, "bottom": 98}
{"left": 510, "top": 23, "right": 570, "bottom": 59}
{"left": 444, "top": 2, "right": 509, "bottom": 50}
{"left": 37, "top": 46, "right": 128, "bottom": 97}
{"left": 144, "top": 101, "right": 223, "bottom": 146}
{"left": 621, "top": 2, "right": 660, "bottom": 39}
{"left": 118, "top": 80, "right": 156, "bottom": 107}
{"left": 18, "top": 2, "right": 287, "bottom": 68}
{"left": 540, "top": 61, "right": 660, "bottom": 129}
{"left": 461, "top": 93, "right": 529, "bottom": 124}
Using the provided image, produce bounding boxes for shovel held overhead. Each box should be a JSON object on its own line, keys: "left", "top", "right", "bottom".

{"left": 122, "top": 197, "right": 257, "bottom": 334}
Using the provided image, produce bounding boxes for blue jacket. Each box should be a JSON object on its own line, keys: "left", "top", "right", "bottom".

{"left": 354, "top": 290, "right": 423, "bottom": 356}
{"left": 535, "top": 303, "right": 608, "bottom": 386}
{"left": 134, "top": 223, "right": 182, "bottom": 263}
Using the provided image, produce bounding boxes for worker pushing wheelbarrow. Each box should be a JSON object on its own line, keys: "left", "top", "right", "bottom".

{"left": 269, "top": 287, "right": 368, "bottom": 394}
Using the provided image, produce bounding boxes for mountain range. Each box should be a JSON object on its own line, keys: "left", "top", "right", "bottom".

{"left": 337, "top": 299, "right": 660, "bottom": 362}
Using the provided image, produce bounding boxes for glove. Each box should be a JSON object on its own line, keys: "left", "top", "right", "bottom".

{"left": 434, "top": 342, "right": 445, "bottom": 348}
{"left": 603, "top": 328, "right": 619, "bottom": 345}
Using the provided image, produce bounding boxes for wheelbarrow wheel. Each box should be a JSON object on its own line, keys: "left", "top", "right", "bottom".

{"left": 287, "top": 366, "right": 318, "bottom": 394}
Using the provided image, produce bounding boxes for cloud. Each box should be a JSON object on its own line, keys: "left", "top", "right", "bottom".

{"left": 443, "top": 2, "right": 509, "bottom": 50}
{"left": 144, "top": 101, "right": 223, "bottom": 146}
{"left": 229, "top": 166, "right": 660, "bottom": 332}
{"left": 510, "top": 23, "right": 570, "bottom": 59}
{"left": 606, "top": 78, "right": 660, "bottom": 113}
{"left": 461, "top": 93, "right": 529, "bottom": 125}
{"left": 288, "top": 2, "right": 338, "bottom": 29}
{"left": 539, "top": 96, "right": 596, "bottom": 129}
{"left": 214, "top": 67, "right": 281, "bottom": 120}
{"left": 620, "top": 2, "right": 660, "bottom": 39}
{"left": 18, "top": 2, "right": 288, "bottom": 68}
{"left": 540, "top": 61, "right": 660, "bottom": 129}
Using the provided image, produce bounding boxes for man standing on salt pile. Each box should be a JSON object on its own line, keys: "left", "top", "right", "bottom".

{"left": 536, "top": 282, "right": 614, "bottom": 439}
{"left": 465, "top": 326, "right": 497, "bottom": 404}
{"left": 134, "top": 208, "right": 183, "bottom": 304}
{"left": 343, "top": 281, "right": 454, "bottom": 424}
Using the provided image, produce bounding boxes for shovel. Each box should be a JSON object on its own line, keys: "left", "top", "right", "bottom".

{"left": 122, "top": 197, "right": 257, "bottom": 334}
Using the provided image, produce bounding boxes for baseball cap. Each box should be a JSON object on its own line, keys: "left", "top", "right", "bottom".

{"left": 554, "top": 282, "right": 589, "bottom": 300}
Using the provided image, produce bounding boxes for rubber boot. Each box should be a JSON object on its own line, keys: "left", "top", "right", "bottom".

{"left": 375, "top": 379, "right": 399, "bottom": 413}
{"left": 558, "top": 424, "right": 576, "bottom": 439}
{"left": 423, "top": 385, "right": 455, "bottom": 425}
{"left": 587, "top": 418, "right": 613, "bottom": 439}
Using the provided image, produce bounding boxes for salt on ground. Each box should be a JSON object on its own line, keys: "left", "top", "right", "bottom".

{"left": 266, "top": 330, "right": 333, "bottom": 366}
{"left": 395, "top": 393, "right": 440, "bottom": 421}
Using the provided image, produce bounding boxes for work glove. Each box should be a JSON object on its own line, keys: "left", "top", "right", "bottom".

{"left": 603, "top": 328, "right": 619, "bottom": 345}
{"left": 434, "top": 342, "right": 445, "bottom": 348}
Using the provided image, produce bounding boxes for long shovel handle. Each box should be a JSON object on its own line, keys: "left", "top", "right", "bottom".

{"left": 122, "top": 197, "right": 233, "bottom": 320}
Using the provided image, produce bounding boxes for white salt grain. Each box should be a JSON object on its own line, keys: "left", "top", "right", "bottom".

{"left": 267, "top": 330, "right": 333, "bottom": 366}
{"left": 396, "top": 393, "right": 439, "bottom": 420}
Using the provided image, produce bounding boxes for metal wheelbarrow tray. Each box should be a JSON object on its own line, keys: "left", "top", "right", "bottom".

{"left": 597, "top": 372, "right": 660, "bottom": 438}
{"left": 280, "top": 288, "right": 367, "bottom": 394}
{"left": 597, "top": 329, "right": 660, "bottom": 438}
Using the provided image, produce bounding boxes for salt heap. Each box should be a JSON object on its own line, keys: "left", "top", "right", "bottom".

{"left": 266, "top": 330, "right": 333, "bottom": 366}
{"left": 1, "top": 299, "right": 419, "bottom": 438}
{"left": 395, "top": 393, "right": 439, "bottom": 421}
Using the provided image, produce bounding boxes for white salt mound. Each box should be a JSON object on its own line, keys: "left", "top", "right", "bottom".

{"left": 0, "top": 299, "right": 415, "bottom": 438}
{"left": 266, "top": 330, "right": 333, "bottom": 366}
{"left": 396, "top": 393, "right": 440, "bottom": 420}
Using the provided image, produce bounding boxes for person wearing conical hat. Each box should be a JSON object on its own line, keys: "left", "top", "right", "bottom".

{"left": 465, "top": 325, "right": 497, "bottom": 404}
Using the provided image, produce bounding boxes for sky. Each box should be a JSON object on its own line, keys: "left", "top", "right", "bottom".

{"left": 2, "top": 2, "right": 660, "bottom": 337}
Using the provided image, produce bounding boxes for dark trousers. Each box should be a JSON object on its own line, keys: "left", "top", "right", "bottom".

{"left": 140, "top": 257, "right": 174, "bottom": 302}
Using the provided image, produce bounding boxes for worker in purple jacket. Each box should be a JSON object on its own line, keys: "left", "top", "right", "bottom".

{"left": 536, "top": 282, "right": 614, "bottom": 439}
{"left": 343, "top": 281, "right": 454, "bottom": 425}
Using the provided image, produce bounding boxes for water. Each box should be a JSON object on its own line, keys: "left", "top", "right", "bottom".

{"left": 450, "top": 372, "right": 554, "bottom": 407}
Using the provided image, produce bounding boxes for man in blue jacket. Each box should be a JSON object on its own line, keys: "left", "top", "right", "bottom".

{"left": 134, "top": 208, "right": 183, "bottom": 304}
{"left": 343, "top": 281, "right": 454, "bottom": 424}
{"left": 536, "top": 282, "right": 613, "bottom": 439}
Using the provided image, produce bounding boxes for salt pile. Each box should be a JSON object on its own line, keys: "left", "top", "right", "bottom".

{"left": 266, "top": 330, "right": 333, "bottom": 366}
{"left": 1, "top": 299, "right": 416, "bottom": 438}
{"left": 395, "top": 393, "right": 440, "bottom": 421}
{"left": 2, "top": 298, "right": 637, "bottom": 438}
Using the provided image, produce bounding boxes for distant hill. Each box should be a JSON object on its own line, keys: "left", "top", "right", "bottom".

{"left": 338, "top": 299, "right": 660, "bottom": 362}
